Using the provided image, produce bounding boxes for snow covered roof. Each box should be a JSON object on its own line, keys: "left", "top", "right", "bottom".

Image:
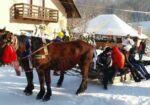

{"left": 138, "top": 33, "right": 149, "bottom": 39}
{"left": 85, "top": 14, "right": 148, "bottom": 38}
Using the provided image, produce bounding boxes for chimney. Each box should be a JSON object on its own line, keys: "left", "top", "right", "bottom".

{"left": 137, "top": 25, "right": 143, "bottom": 35}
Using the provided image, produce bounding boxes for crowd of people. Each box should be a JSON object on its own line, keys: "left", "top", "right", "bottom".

{"left": 94, "top": 34, "right": 150, "bottom": 89}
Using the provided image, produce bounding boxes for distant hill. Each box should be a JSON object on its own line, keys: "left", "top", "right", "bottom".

{"left": 74, "top": 0, "right": 150, "bottom": 23}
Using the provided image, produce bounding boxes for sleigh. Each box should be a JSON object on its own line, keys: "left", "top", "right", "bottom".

{"left": 68, "top": 62, "right": 132, "bottom": 84}
{"left": 88, "top": 62, "right": 132, "bottom": 84}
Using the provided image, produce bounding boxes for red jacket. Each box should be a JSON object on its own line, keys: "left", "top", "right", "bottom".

{"left": 2, "top": 44, "right": 17, "bottom": 63}
{"left": 112, "top": 46, "right": 125, "bottom": 69}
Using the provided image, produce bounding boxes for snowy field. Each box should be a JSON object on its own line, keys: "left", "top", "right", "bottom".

{"left": 1, "top": 54, "right": 150, "bottom": 105}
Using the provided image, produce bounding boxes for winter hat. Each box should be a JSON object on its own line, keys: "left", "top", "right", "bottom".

{"left": 58, "top": 32, "right": 64, "bottom": 38}
{"left": 104, "top": 47, "right": 112, "bottom": 53}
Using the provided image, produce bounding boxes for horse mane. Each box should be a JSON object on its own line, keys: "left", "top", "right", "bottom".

{"left": 17, "top": 35, "right": 29, "bottom": 43}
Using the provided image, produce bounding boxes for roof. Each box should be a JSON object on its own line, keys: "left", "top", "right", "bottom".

{"left": 59, "top": 0, "right": 81, "bottom": 18}
{"left": 85, "top": 14, "right": 148, "bottom": 39}
{"left": 138, "top": 33, "right": 149, "bottom": 39}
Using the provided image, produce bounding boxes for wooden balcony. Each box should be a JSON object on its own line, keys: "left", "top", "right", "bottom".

{"left": 10, "top": 3, "right": 59, "bottom": 23}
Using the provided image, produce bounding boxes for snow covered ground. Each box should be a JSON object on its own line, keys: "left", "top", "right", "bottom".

{"left": 1, "top": 55, "right": 150, "bottom": 105}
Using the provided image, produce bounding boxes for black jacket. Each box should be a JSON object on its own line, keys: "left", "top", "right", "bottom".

{"left": 97, "top": 52, "right": 112, "bottom": 68}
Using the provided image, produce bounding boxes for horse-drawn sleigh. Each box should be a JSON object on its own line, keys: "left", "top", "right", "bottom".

{"left": 0, "top": 29, "right": 147, "bottom": 101}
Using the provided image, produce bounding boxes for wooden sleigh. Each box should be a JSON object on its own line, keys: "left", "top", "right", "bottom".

{"left": 87, "top": 62, "right": 133, "bottom": 84}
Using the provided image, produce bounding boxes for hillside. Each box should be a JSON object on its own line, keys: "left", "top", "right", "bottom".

{"left": 75, "top": 0, "right": 150, "bottom": 23}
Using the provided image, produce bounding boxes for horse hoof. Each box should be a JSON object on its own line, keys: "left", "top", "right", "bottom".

{"left": 43, "top": 96, "right": 50, "bottom": 101}
{"left": 24, "top": 90, "right": 33, "bottom": 96}
{"left": 36, "top": 91, "right": 45, "bottom": 100}
{"left": 43, "top": 98, "right": 50, "bottom": 102}
{"left": 25, "top": 92, "right": 32, "bottom": 96}
{"left": 24, "top": 84, "right": 34, "bottom": 95}
{"left": 76, "top": 89, "right": 84, "bottom": 95}
{"left": 36, "top": 95, "right": 43, "bottom": 100}
{"left": 57, "top": 83, "right": 62, "bottom": 87}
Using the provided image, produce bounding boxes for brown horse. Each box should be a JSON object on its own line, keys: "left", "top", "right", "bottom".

{"left": 15, "top": 35, "right": 34, "bottom": 95}
{"left": 16, "top": 35, "right": 94, "bottom": 101}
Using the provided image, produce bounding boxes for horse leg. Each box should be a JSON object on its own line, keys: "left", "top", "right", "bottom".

{"left": 57, "top": 71, "right": 65, "bottom": 87}
{"left": 24, "top": 71, "right": 34, "bottom": 95}
{"left": 43, "top": 70, "right": 52, "bottom": 101}
{"left": 36, "top": 69, "right": 45, "bottom": 100}
{"left": 76, "top": 61, "right": 90, "bottom": 94}
{"left": 22, "top": 59, "right": 34, "bottom": 95}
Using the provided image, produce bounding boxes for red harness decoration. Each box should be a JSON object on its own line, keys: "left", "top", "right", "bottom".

{"left": 112, "top": 46, "right": 125, "bottom": 69}
{"left": 2, "top": 44, "right": 17, "bottom": 63}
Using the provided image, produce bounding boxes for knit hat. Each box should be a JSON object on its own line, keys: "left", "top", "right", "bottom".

{"left": 58, "top": 32, "right": 64, "bottom": 38}
{"left": 104, "top": 47, "right": 112, "bottom": 53}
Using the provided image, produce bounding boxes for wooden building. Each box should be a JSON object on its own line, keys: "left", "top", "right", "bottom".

{"left": 0, "top": 0, "right": 81, "bottom": 36}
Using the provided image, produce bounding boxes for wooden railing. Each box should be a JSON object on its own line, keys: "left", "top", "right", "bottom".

{"left": 10, "top": 3, "right": 59, "bottom": 22}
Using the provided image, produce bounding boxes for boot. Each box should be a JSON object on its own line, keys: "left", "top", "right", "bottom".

{"left": 145, "top": 74, "right": 150, "bottom": 80}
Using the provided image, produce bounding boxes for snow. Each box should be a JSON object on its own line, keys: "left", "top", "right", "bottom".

{"left": 1, "top": 55, "right": 150, "bottom": 105}
{"left": 86, "top": 14, "right": 140, "bottom": 37}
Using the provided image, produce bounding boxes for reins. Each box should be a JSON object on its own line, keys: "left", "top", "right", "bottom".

{"left": 21, "top": 41, "right": 53, "bottom": 59}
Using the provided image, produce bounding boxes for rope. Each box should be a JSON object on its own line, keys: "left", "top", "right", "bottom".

{"left": 21, "top": 41, "right": 53, "bottom": 59}
{"left": 65, "top": 68, "right": 81, "bottom": 77}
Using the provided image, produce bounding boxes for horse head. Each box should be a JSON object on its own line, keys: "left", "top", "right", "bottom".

{"left": 16, "top": 35, "right": 28, "bottom": 57}
{"left": 30, "top": 36, "right": 44, "bottom": 52}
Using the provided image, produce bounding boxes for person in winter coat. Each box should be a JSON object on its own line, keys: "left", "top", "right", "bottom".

{"left": 122, "top": 34, "right": 134, "bottom": 52}
{"left": 111, "top": 46, "right": 125, "bottom": 70}
{"left": 97, "top": 47, "right": 116, "bottom": 89}
{"left": 2, "top": 39, "right": 20, "bottom": 76}
{"left": 121, "top": 35, "right": 143, "bottom": 82}
{"left": 138, "top": 40, "right": 146, "bottom": 61}
{"left": 54, "top": 31, "right": 64, "bottom": 42}
{"left": 2, "top": 39, "right": 17, "bottom": 63}
{"left": 129, "top": 47, "right": 150, "bottom": 80}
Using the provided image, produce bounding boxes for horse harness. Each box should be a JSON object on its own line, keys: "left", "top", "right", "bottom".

{"left": 34, "top": 38, "right": 49, "bottom": 60}
{"left": 15, "top": 36, "right": 52, "bottom": 71}
{"left": 21, "top": 38, "right": 52, "bottom": 60}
